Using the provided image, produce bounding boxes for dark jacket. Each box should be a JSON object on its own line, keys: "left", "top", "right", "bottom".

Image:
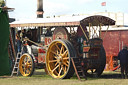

{"left": 118, "top": 49, "right": 128, "bottom": 65}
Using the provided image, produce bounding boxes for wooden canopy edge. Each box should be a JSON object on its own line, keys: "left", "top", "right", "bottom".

{"left": 80, "top": 15, "right": 116, "bottom": 26}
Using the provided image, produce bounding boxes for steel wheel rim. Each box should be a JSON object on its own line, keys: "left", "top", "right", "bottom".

{"left": 19, "top": 54, "right": 33, "bottom": 76}
{"left": 46, "top": 40, "right": 70, "bottom": 79}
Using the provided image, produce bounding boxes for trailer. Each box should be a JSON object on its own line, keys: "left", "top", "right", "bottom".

{"left": 101, "top": 28, "right": 128, "bottom": 70}
{"left": 10, "top": 15, "right": 115, "bottom": 79}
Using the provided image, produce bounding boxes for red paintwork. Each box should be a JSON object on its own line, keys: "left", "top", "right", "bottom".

{"left": 45, "top": 37, "right": 52, "bottom": 46}
{"left": 101, "top": 30, "right": 128, "bottom": 56}
{"left": 83, "top": 47, "right": 90, "bottom": 52}
{"left": 38, "top": 48, "right": 45, "bottom": 53}
{"left": 38, "top": 53, "right": 45, "bottom": 63}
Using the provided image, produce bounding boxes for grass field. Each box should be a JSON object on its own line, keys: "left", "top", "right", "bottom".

{"left": 0, "top": 69, "right": 128, "bottom": 85}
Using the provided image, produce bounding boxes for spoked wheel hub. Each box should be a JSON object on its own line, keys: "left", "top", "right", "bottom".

{"left": 24, "top": 61, "right": 31, "bottom": 69}
{"left": 57, "top": 56, "right": 63, "bottom": 63}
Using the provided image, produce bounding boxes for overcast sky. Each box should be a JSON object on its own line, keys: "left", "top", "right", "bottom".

{"left": 7, "top": 0, "right": 128, "bottom": 19}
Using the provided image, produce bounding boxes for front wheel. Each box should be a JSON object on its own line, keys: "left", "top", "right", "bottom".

{"left": 46, "top": 39, "right": 76, "bottom": 79}
{"left": 19, "top": 53, "right": 35, "bottom": 76}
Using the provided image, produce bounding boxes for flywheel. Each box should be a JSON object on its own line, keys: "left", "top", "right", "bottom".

{"left": 52, "top": 27, "right": 69, "bottom": 40}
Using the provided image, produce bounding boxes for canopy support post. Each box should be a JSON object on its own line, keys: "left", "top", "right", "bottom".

{"left": 80, "top": 25, "right": 89, "bottom": 41}
{"left": 102, "top": 25, "right": 109, "bottom": 40}
{"left": 99, "top": 23, "right": 102, "bottom": 38}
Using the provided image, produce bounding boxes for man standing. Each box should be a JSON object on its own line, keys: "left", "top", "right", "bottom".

{"left": 16, "top": 30, "right": 21, "bottom": 52}
{"left": 118, "top": 45, "right": 128, "bottom": 79}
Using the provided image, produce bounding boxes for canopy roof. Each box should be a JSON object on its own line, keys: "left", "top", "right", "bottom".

{"left": 10, "top": 15, "right": 115, "bottom": 28}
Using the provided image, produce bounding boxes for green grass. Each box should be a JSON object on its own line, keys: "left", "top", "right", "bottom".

{"left": 0, "top": 69, "right": 128, "bottom": 85}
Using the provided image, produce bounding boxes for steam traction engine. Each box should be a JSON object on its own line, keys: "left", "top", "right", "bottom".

{"left": 10, "top": 15, "right": 115, "bottom": 79}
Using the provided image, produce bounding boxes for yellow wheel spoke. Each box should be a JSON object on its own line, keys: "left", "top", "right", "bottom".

{"left": 25, "top": 57, "right": 28, "bottom": 62}
{"left": 63, "top": 62, "right": 68, "bottom": 67}
{"left": 52, "top": 64, "right": 59, "bottom": 72}
{"left": 65, "top": 52, "right": 68, "bottom": 57}
{"left": 67, "top": 61, "right": 69, "bottom": 64}
{"left": 60, "top": 45, "right": 63, "bottom": 54}
{"left": 62, "top": 50, "right": 68, "bottom": 57}
{"left": 55, "top": 62, "right": 58, "bottom": 66}
{"left": 54, "top": 56, "right": 58, "bottom": 59}
{"left": 57, "top": 50, "right": 58, "bottom": 55}
{"left": 23, "top": 60, "right": 26, "bottom": 64}
{"left": 63, "top": 57, "right": 69, "bottom": 60}
{"left": 26, "top": 68, "right": 30, "bottom": 74}
{"left": 62, "top": 65, "right": 66, "bottom": 73}
{"left": 22, "top": 63, "right": 25, "bottom": 66}
{"left": 24, "top": 67, "right": 26, "bottom": 72}
{"left": 28, "top": 64, "right": 32, "bottom": 67}
{"left": 62, "top": 45, "right": 65, "bottom": 53}
{"left": 28, "top": 62, "right": 32, "bottom": 65}
{"left": 55, "top": 44, "right": 60, "bottom": 51}
{"left": 51, "top": 50, "right": 57, "bottom": 55}
{"left": 59, "top": 64, "right": 61, "bottom": 71}
{"left": 27, "top": 68, "right": 30, "bottom": 74}
{"left": 49, "top": 60, "right": 58, "bottom": 63}
{"left": 65, "top": 66, "right": 67, "bottom": 72}
{"left": 58, "top": 67, "right": 63, "bottom": 76}
{"left": 27, "top": 57, "right": 29, "bottom": 63}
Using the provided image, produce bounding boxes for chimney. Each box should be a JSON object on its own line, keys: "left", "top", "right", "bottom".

{"left": 37, "top": 0, "right": 44, "bottom": 18}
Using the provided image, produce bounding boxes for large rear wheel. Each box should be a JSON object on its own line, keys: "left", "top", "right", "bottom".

{"left": 46, "top": 39, "right": 76, "bottom": 79}
{"left": 84, "top": 46, "right": 106, "bottom": 77}
{"left": 19, "top": 53, "right": 35, "bottom": 76}
{"left": 95, "top": 46, "right": 106, "bottom": 76}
